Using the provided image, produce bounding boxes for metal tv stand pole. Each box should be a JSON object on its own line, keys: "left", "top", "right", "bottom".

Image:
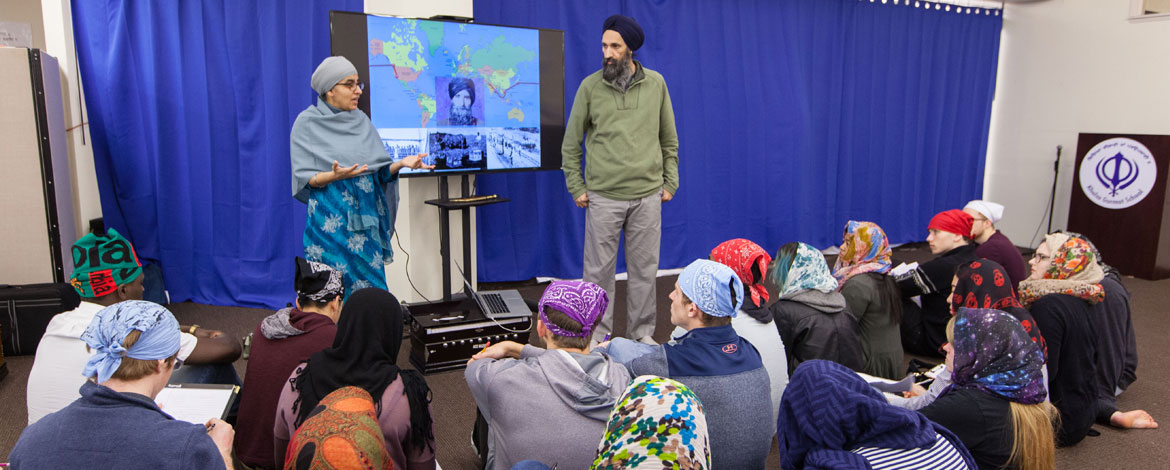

{"left": 424, "top": 174, "right": 507, "bottom": 301}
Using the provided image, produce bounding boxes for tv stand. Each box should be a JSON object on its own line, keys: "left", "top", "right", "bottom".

{"left": 424, "top": 174, "right": 508, "bottom": 301}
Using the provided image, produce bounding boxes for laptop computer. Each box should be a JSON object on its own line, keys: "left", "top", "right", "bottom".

{"left": 457, "top": 267, "right": 531, "bottom": 319}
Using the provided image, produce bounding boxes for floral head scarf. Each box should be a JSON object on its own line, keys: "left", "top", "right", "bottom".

{"left": 592, "top": 376, "right": 710, "bottom": 470}
{"left": 772, "top": 242, "right": 838, "bottom": 298}
{"left": 831, "top": 221, "right": 892, "bottom": 288}
{"left": 284, "top": 386, "right": 392, "bottom": 470}
{"left": 948, "top": 308, "right": 1047, "bottom": 404}
{"left": 710, "top": 239, "right": 771, "bottom": 309}
{"left": 1018, "top": 234, "right": 1105, "bottom": 306}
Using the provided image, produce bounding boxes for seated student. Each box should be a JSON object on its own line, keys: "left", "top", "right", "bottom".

{"left": 1063, "top": 232, "right": 1146, "bottom": 429}
{"left": 964, "top": 200, "right": 1028, "bottom": 290}
{"left": 920, "top": 309, "right": 1056, "bottom": 470}
{"left": 283, "top": 386, "right": 392, "bottom": 470}
{"left": 832, "top": 221, "right": 904, "bottom": 379}
{"left": 465, "top": 280, "right": 631, "bottom": 470}
{"left": 10, "top": 300, "right": 235, "bottom": 469}
{"left": 275, "top": 288, "right": 436, "bottom": 470}
{"left": 26, "top": 229, "right": 243, "bottom": 424}
{"left": 234, "top": 257, "right": 343, "bottom": 469}
{"left": 780, "top": 360, "right": 975, "bottom": 470}
{"left": 893, "top": 258, "right": 1048, "bottom": 411}
{"left": 593, "top": 376, "right": 711, "bottom": 469}
{"left": 768, "top": 242, "right": 863, "bottom": 375}
{"left": 598, "top": 259, "right": 773, "bottom": 470}
{"left": 899, "top": 209, "right": 979, "bottom": 356}
{"left": 1019, "top": 234, "right": 1156, "bottom": 446}
{"left": 671, "top": 238, "right": 787, "bottom": 429}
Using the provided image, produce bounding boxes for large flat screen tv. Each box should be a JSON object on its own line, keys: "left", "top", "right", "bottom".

{"left": 330, "top": 11, "right": 564, "bottom": 177}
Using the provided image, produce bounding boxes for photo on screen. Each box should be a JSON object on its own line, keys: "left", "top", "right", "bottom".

{"left": 331, "top": 11, "right": 564, "bottom": 176}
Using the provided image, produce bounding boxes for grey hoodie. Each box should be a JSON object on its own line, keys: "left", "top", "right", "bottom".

{"left": 465, "top": 346, "right": 631, "bottom": 470}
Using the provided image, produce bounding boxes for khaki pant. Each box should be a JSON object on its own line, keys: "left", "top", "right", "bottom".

{"left": 583, "top": 191, "right": 661, "bottom": 341}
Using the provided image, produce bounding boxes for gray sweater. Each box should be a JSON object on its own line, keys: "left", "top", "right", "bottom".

{"left": 615, "top": 339, "right": 774, "bottom": 470}
{"left": 465, "top": 346, "right": 631, "bottom": 470}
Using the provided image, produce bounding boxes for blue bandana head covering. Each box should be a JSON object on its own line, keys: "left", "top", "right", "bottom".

{"left": 773, "top": 242, "right": 838, "bottom": 298}
{"left": 948, "top": 308, "right": 1047, "bottom": 404}
{"left": 80, "top": 300, "right": 181, "bottom": 383}
{"left": 678, "top": 259, "right": 743, "bottom": 318}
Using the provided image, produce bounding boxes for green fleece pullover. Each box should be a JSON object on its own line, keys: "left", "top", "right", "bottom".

{"left": 561, "top": 61, "right": 679, "bottom": 201}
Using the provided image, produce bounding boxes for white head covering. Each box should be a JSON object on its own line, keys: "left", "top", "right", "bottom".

{"left": 310, "top": 56, "right": 358, "bottom": 96}
{"left": 964, "top": 200, "right": 1005, "bottom": 225}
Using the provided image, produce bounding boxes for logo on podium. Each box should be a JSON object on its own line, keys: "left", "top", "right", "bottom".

{"left": 1079, "top": 138, "right": 1157, "bottom": 209}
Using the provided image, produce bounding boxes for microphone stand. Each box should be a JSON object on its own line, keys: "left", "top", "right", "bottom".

{"left": 1047, "top": 145, "right": 1062, "bottom": 234}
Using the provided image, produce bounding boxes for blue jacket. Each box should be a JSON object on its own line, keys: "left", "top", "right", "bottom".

{"left": 10, "top": 381, "right": 226, "bottom": 470}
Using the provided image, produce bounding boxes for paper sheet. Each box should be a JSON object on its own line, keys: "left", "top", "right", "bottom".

{"left": 155, "top": 385, "right": 235, "bottom": 425}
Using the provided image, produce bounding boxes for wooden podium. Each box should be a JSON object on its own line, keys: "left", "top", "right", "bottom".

{"left": 1068, "top": 133, "right": 1170, "bottom": 280}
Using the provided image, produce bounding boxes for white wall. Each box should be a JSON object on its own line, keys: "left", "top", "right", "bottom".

{"left": 984, "top": 0, "right": 1170, "bottom": 249}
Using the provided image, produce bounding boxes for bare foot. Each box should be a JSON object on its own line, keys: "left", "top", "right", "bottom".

{"left": 1111, "top": 410, "right": 1159, "bottom": 429}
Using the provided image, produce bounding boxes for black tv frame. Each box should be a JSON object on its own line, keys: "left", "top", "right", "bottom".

{"left": 329, "top": 11, "right": 565, "bottom": 177}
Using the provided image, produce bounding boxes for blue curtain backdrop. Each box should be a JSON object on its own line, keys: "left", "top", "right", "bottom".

{"left": 473, "top": 0, "right": 1002, "bottom": 282}
{"left": 72, "top": 0, "right": 362, "bottom": 307}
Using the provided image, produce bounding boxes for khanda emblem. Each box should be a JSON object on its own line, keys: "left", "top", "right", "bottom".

{"left": 1096, "top": 152, "right": 1139, "bottom": 197}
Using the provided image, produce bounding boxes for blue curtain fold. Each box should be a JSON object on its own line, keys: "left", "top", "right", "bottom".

{"left": 473, "top": 0, "right": 1001, "bottom": 282}
{"left": 72, "top": 0, "right": 362, "bottom": 307}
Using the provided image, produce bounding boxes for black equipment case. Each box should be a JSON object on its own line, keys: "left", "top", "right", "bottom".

{"left": 0, "top": 283, "right": 81, "bottom": 356}
{"left": 407, "top": 297, "right": 531, "bottom": 374}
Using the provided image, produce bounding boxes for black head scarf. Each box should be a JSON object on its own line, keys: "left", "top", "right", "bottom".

{"left": 292, "top": 288, "right": 433, "bottom": 450}
{"left": 602, "top": 14, "right": 645, "bottom": 51}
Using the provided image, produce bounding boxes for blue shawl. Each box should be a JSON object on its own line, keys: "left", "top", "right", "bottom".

{"left": 778, "top": 360, "right": 975, "bottom": 469}
{"left": 290, "top": 99, "right": 392, "bottom": 203}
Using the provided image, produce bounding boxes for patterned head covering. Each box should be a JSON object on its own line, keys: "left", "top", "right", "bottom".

{"left": 80, "top": 300, "right": 181, "bottom": 383}
{"left": 952, "top": 259, "right": 1047, "bottom": 357}
{"left": 928, "top": 209, "right": 974, "bottom": 238}
{"left": 779, "top": 360, "right": 976, "bottom": 470}
{"left": 772, "top": 242, "right": 838, "bottom": 298}
{"left": 678, "top": 259, "right": 744, "bottom": 318}
{"left": 283, "top": 386, "right": 392, "bottom": 470}
{"left": 538, "top": 280, "right": 609, "bottom": 338}
{"left": 831, "top": 221, "right": 892, "bottom": 288}
{"left": 948, "top": 308, "right": 1047, "bottom": 404}
{"left": 964, "top": 200, "right": 1005, "bottom": 225}
{"left": 310, "top": 56, "right": 358, "bottom": 96}
{"left": 710, "top": 239, "right": 771, "bottom": 309}
{"left": 592, "top": 375, "right": 709, "bottom": 469}
{"left": 69, "top": 228, "right": 142, "bottom": 298}
{"left": 602, "top": 14, "right": 645, "bottom": 51}
{"left": 951, "top": 259, "right": 1022, "bottom": 312}
{"left": 295, "top": 256, "right": 344, "bottom": 302}
{"left": 1018, "top": 233, "right": 1105, "bottom": 306}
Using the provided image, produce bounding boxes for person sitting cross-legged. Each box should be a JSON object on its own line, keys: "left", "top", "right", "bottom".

{"left": 466, "top": 280, "right": 631, "bottom": 470}
{"left": 597, "top": 259, "right": 773, "bottom": 470}
{"left": 10, "top": 301, "right": 236, "bottom": 469}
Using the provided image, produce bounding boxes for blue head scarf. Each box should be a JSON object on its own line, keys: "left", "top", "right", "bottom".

{"left": 948, "top": 308, "right": 1048, "bottom": 404}
{"left": 290, "top": 57, "right": 393, "bottom": 203}
{"left": 80, "top": 300, "right": 181, "bottom": 383}
{"left": 772, "top": 242, "right": 838, "bottom": 298}
{"left": 678, "top": 259, "right": 744, "bottom": 317}
{"left": 779, "top": 360, "right": 976, "bottom": 469}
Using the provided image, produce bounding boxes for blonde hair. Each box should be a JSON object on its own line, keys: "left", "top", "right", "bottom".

{"left": 945, "top": 316, "right": 1058, "bottom": 470}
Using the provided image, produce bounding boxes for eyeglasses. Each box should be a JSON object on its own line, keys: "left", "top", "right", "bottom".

{"left": 335, "top": 80, "right": 365, "bottom": 91}
{"left": 1031, "top": 252, "right": 1051, "bottom": 262}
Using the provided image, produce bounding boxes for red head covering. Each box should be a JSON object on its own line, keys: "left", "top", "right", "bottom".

{"left": 928, "top": 209, "right": 973, "bottom": 238}
{"left": 710, "top": 239, "right": 771, "bottom": 309}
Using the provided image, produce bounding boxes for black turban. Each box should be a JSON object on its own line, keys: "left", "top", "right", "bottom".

{"left": 603, "top": 14, "right": 644, "bottom": 51}
{"left": 448, "top": 77, "right": 476, "bottom": 104}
